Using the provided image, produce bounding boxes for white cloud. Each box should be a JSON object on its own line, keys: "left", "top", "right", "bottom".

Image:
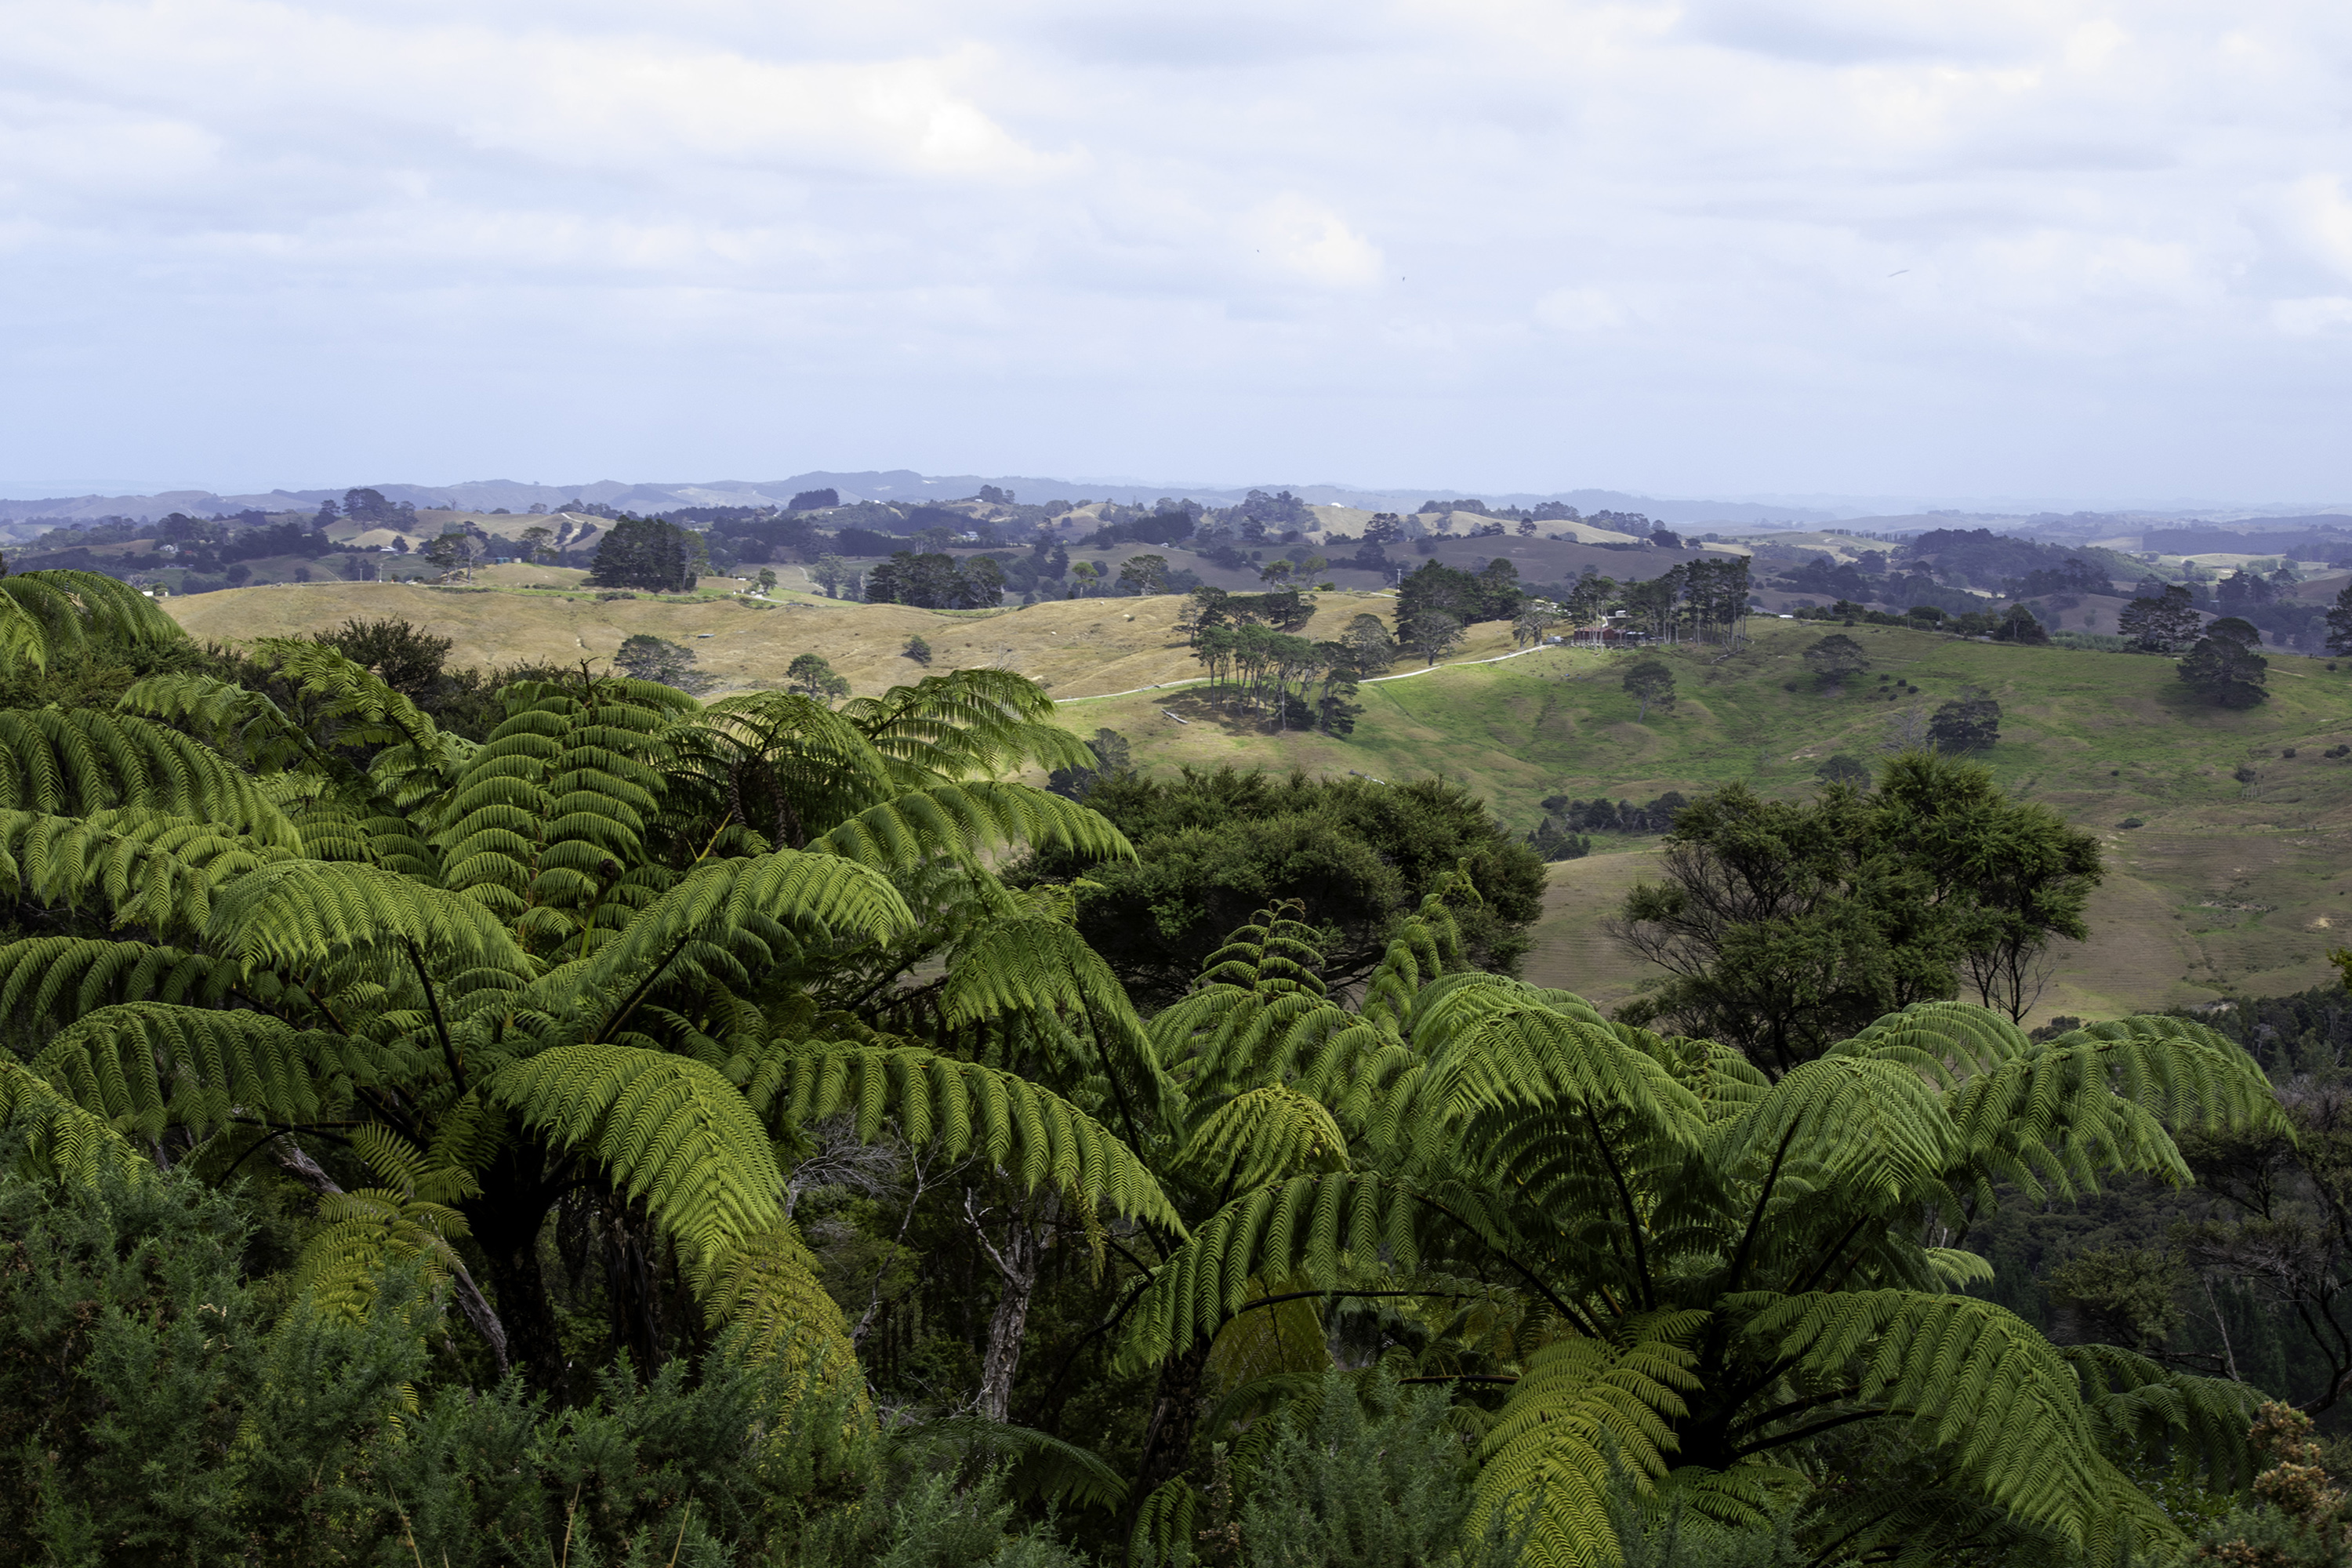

{"left": 2, "top": 0, "right": 2351, "bottom": 497}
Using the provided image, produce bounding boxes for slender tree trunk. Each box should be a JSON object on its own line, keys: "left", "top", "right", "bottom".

{"left": 1121, "top": 1338, "right": 1213, "bottom": 1541}
{"left": 971, "top": 1188, "right": 1057, "bottom": 1423}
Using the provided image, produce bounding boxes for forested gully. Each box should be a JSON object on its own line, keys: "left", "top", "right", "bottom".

{"left": 0, "top": 568, "right": 2339, "bottom": 1566}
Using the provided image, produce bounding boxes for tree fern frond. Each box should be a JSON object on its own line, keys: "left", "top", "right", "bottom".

{"left": 2061, "top": 1343, "right": 2262, "bottom": 1489}
{"left": 1708, "top": 1055, "right": 1964, "bottom": 1213}
{"left": 1183, "top": 1086, "right": 1349, "bottom": 1190}
{"left": 699, "top": 1216, "right": 864, "bottom": 1417}
{"left": 749, "top": 1038, "right": 1176, "bottom": 1232}
{"left": 487, "top": 1043, "right": 783, "bottom": 1262}
{"left": 0, "top": 1054, "right": 149, "bottom": 1183}
{"left": 1472, "top": 1325, "right": 1704, "bottom": 1568}
{"left": 1744, "top": 1290, "right": 2109, "bottom": 1545}
{"left": 0, "top": 806, "right": 292, "bottom": 939}
{"left": 34, "top": 1002, "right": 359, "bottom": 1138}
{"left": 0, "top": 707, "right": 299, "bottom": 849}
{"left": 0, "top": 935, "right": 234, "bottom": 1032}
{"left": 1944, "top": 1014, "right": 2284, "bottom": 1205}
{"left": 290, "top": 1185, "right": 470, "bottom": 1324}
{"left": 812, "top": 781, "right": 1134, "bottom": 873}
{"left": 895, "top": 1414, "right": 1131, "bottom": 1512}
{"left": 203, "top": 858, "right": 532, "bottom": 982}
{"left": 1121, "top": 1173, "right": 1411, "bottom": 1367}
{"left": 0, "top": 568, "right": 182, "bottom": 674}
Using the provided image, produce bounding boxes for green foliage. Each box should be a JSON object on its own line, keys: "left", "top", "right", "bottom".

{"left": 1018, "top": 765, "right": 1544, "bottom": 1004}
{"left": 588, "top": 514, "right": 699, "bottom": 593}
{"left": 615, "top": 631, "right": 714, "bottom": 693}
{"left": 1798, "top": 633, "right": 1867, "bottom": 688}
{"left": 1623, "top": 659, "right": 1676, "bottom": 720}
{"left": 1929, "top": 692, "right": 2002, "bottom": 750}
{"left": 2179, "top": 618, "right": 2270, "bottom": 707}
{"left": 1612, "top": 751, "right": 2103, "bottom": 1066}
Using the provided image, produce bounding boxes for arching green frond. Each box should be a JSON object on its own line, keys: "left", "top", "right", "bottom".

{"left": 747, "top": 1040, "right": 1176, "bottom": 1231}
{"left": 812, "top": 780, "right": 1133, "bottom": 873}
{"left": 1944, "top": 1014, "right": 2285, "bottom": 1205}
{"left": 292, "top": 1185, "right": 470, "bottom": 1324}
{"left": 0, "top": 568, "right": 182, "bottom": 674}
{"left": 247, "top": 637, "right": 448, "bottom": 755}
{"left": 1127, "top": 1478, "right": 1197, "bottom": 1568}
{"left": 33, "top": 1002, "right": 359, "bottom": 1138}
{"left": 0, "top": 1055, "right": 149, "bottom": 1183}
{"left": 1473, "top": 1325, "right": 1705, "bottom": 1568}
{"left": 839, "top": 667, "right": 1094, "bottom": 781}
{"left": 1409, "top": 977, "right": 1706, "bottom": 1154}
{"left": 1708, "top": 1055, "right": 1964, "bottom": 1211}
{"left": 701, "top": 1218, "right": 863, "bottom": 1412}
{"left": 486, "top": 1044, "right": 782, "bottom": 1261}
{"left": 0, "top": 807, "right": 291, "bottom": 939}
{"left": 1831, "top": 1000, "right": 2031, "bottom": 1087}
{"left": 2062, "top": 1343, "right": 2262, "bottom": 1489}
{"left": 203, "top": 858, "right": 531, "bottom": 982}
{"left": 1744, "top": 1290, "right": 2110, "bottom": 1546}
{"left": 0, "top": 707, "right": 298, "bottom": 849}
{"left": 1122, "top": 1173, "right": 1411, "bottom": 1367}
{"left": 0, "top": 935, "right": 232, "bottom": 1033}
{"left": 895, "top": 1414, "right": 1130, "bottom": 1512}
{"left": 1183, "top": 1085, "right": 1349, "bottom": 1190}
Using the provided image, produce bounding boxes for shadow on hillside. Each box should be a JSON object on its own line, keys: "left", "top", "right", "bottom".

{"left": 1158, "top": 685, "right": 1324, "bottom": 739}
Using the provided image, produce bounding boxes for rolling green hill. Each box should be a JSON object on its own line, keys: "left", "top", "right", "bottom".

{"left": 165, "top": 580, "right": 2352, "bottom": 1025}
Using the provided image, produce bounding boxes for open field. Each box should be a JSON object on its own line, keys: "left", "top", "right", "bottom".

{"left": 165, "top": 583, "right": 2352, "bottom": 1022}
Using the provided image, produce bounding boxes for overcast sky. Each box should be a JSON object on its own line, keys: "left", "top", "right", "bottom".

{"left": 5, "top": 0, "right": 2351, "bottom": 505}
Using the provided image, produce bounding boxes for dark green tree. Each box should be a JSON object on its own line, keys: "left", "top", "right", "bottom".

{"left": 1622, "top": 659, "right": 1675, "bottom": 719}
{"left": 1339, "top": 612, "right": 1398, "bottom": 671}
{"left": 1929, "top": 693, "right": 2002, "bottom": 750}
{"left": 2327, "top": 579, "right": 2352, "bottom": 658}
{"left": 902, "top": 634, "right": 932, "bottom": 665}
{"left": 1799, "top": 633, "right": 1867, "bottom": 688}
{"left": 613, "top": 633, "right": 712, "bottom": 694}
{"left": 1018, "top": 766, "right": 1545, "bottom": 1003}
{"left": 1402, "top": 609, "right": 1465, "bottom": 666}
{"left": 586, "top": 515, "right": 696, "bottom": 592}
{"left": 1814, "top": 753, "right": 1869, "bottom": 786}
{"left": 1608, "top": 751, "right": 2101, "bottom": 1070}
{"left": 313, "top": 617, "right": 452, "bottom": 700}
{"left": 2178, "top": 617, "right": 2269, "bottom": 707}
{"left": 2119, "top": 583, "right": 2201, "bottom": 653}
{"left": 1994, "top": 603, "right": 2050, "bottom": 644}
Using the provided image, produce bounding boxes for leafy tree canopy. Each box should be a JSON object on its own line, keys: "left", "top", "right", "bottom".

{"left": 1015, "top": 766, "right": 1544, "bottom": 1003}
{"left": 586, "top": 514, "right": 699, "bottom": 593}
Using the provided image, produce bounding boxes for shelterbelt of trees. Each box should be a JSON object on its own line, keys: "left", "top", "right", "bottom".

{"left": 0, "top": 566, "right": 2347, "bottom": 1567}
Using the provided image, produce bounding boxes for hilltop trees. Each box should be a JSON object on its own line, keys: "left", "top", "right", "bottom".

{"left": 1403, "top": 609, "right": 1466, "bottom": 666}
{"left": 2180, "top": 616, "right": 2270, "bottom": 707}
{"left": 613, "top": 633, "right": 711, "bottom": 693}
{"left": 1929, "top": 692, "right": 2002, "bottom": 750}
{"left": 587, "top": 514, "right": 699, "bottom": 593}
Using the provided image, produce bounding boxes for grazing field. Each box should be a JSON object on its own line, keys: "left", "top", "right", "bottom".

{"left": 167, "top": 582, "right": 2352, "bottom": 1022}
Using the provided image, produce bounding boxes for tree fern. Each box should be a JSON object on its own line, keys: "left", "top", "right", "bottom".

{"left": 0, "top": 568, "right": 182, "bottom": 674}
{"left": 0, "top": 1054, "right": 147, "bottom": 1182}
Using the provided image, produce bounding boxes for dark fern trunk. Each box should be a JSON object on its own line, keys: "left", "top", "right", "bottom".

{"left": 1121, "top": 1338, "right": 1212, "bottom": 1541}
{"left": 467, "top": 1148, "right": 569, "bottom": 1398}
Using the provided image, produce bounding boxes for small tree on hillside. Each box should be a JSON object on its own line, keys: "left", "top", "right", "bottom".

{"left": 2325, "top": 579, "right": 2352, "bottom": 658}
{"left": 314, "top": 617, "right": 453, "bottom": 699}
{"left": 903, "top": 635, "right": 932, "bottom": 665}
{"left": 1993, "top": 604, "right": 2049, "bottom": 644}
{"left": 1622, "top": 659, "right": 1675, "bottom": 720}
{"left": 786, "top": 652, "right": 849, "bottom": 704}
{"left": 2119, "top": 583, "right": 2202, "bottom": 653}
{"left": 2179, "top": 617, "right": 2269, "bottom": 707}
{"left": 1117, "top": 554, "right": 1170, "bottom": 596}
{"left": 613, "top": 634, "right": 712, "bottom": 694}
{"left": 1513, "top": 599, "right": 1559, "bottom": 649}
{"left": 1815, "top": 753, "right": 1870, "bottom": 786}
{"left": 1341, "top": 612, "right": 1399, "bottom": 672}
{"left": 1403, "top": 609, "right": 1465, "bottom": 666}
{"left": 1801, "top": 633, "right": 1868, "bottom": 689}
{"left": 1929, "top": 693, "right": 2002, "bottom": 750}
{"left": 755, "top": 567, "right": 777, "bottom": 596}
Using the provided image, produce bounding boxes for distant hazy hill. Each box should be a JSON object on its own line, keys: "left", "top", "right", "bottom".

{"left": 0, "top": 470, "right": 1848, "bottom": 530}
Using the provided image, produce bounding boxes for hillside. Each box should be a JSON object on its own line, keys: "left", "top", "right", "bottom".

{"left": 165, "top": 581, "right": 2352, "bottom": 1024}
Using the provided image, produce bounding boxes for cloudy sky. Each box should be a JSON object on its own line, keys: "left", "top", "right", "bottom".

{"left": 5, "top": 0, "right": 2351, "bottom": 504}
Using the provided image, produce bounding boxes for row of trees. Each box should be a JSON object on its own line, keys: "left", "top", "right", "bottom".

{"left": 0, "top": 568, "right": 2334, "bottom": 1566}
